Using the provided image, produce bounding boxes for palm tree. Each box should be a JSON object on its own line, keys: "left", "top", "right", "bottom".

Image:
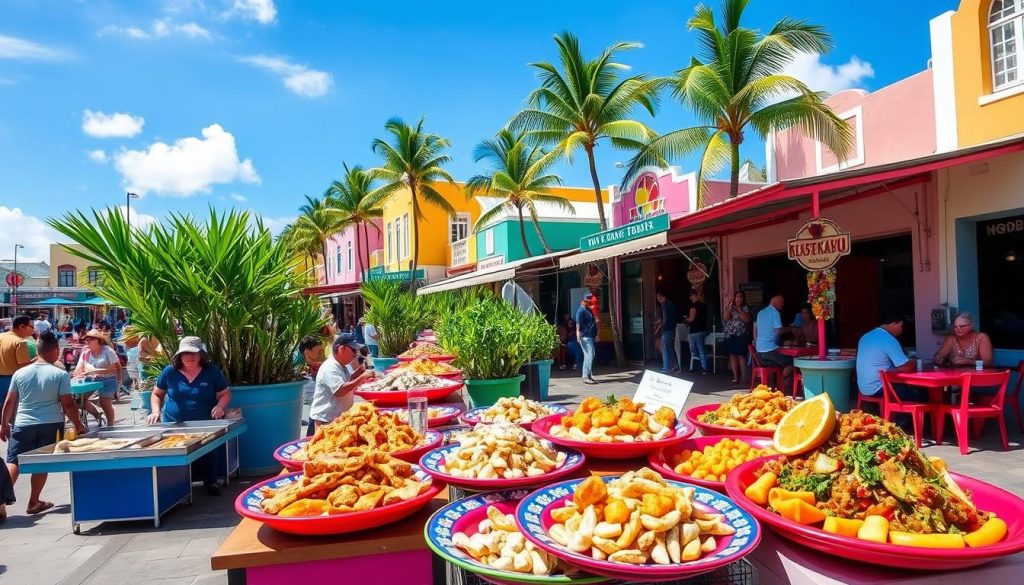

{"left": 465, "top": 130, "right": 575, "bottom": 257}
{"left": 625, "top": 0, "right": 854, "bottom": 202}
{"left": 510, "top": 31, "right": 660, "bottom": 366}
{"left": 370, "top": 117, "right": 456, "bottom": 290}
{"left": 325, "top": 164, "right": 385, "bottom": 281}
{"left": 285, "top": 195, "right": 346, "bottom": 285}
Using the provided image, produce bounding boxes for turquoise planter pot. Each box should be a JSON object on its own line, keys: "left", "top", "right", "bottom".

{"left": 520, "top": 360, "right": 554, "bottom": 401}
{"left": 231, "top": 380, "right": 305, "bottom": 476}
{"left": 139, "top": 390, "right": 152, "bottom": 414}
{"left": 374, "top": 357, "right": 399, "bottom": 371}
{"left": 465, "top": 375, "right": 525, "bottom": 408}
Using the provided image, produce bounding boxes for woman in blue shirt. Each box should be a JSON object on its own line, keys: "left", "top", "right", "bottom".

{"left": 147, "top": 336, "right": 231, "bottom": 495}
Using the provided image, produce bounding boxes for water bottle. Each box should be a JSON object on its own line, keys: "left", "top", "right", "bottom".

{"left": 916, "top": 359, "right": 923, "bottom": 372}
{"left": 976, "top": 360, "right": 984, "bottom": 371}
{"left": 407, "top": 389, "right": 428, "bottom": 434}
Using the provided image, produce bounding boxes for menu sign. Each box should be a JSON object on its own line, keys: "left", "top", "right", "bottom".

{"left": 633, "top": 370, "right": 693, "bottom": 417}
{"left": 787, "top": 217, "right": 851, "bottom": 271}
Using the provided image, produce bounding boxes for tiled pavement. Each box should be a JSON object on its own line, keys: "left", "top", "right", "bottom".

{"left": 1, "top": 365, "right": 1022, "bottom": 585}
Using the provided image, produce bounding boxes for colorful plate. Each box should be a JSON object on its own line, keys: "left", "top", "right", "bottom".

{"left": 397, "top": 354, "right": 457, "bottom": 364}
{"left": 425, "top": 489, "right": 609, "bottom": 584}
{"left": 385, "top": 364, "right": 464, "bottom": 380}
{"left": 380, "top": 405, "right": 463, "bottom": 427}
{"left": 647, "top": 436, "right": 776, "bottom": 492}
{"left": 726, "top": 456, "right": 1024, "bottom": 570}
{"left": 684, "top": 403, "right": 776, "bottom": 438}
{"left": 235, "top": 468, "right": 444, "bottom": 536}
{"left": 531, "top": 414, "right": 695, "bottom": 460}
{"left": 419, "top": 443, "right": 585, "bottom": 491}
{"left": 354, "top": 381, "right": 463, "bottom": 406}
{"left": 273, "top": 430, "right": 443, "bottom": 471}
{"left": 460, "top": 403, "right": 571, "bottom": 431}
{"left": 516, "top": 475, "right": 761, "bottom": 581}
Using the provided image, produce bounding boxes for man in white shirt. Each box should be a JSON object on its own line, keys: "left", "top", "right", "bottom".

{"left": 307, "top": 333, "right": 375, "bottom": 433}
{"left": 33, "top": 314, "right": 51, "bottom": 337}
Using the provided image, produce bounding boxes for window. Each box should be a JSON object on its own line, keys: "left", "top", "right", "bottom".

{"left": 387, "top": 222, "right": 394, "bottom": 263}
{"left": 485, "top": 229, "right": 495, "bottom": 255}
{"left": 450, "top": 213, "right": 470, "bottom": 243}
{"left": 816, "top": 106, "right": 864, "bottom": 174}
{"left": 347, "top": 241, "right": 353, "bottom": 272}
{"left": 990, "top": 0, "right": 1023, "bottom": 90}
{"left": 57, "top": 265, "right": 76, "bottom": 287}
{"left": 977, "top": 214, "right": 1024, "bottom": 349}
{"left": 87, "top": 267, "right": 101, "bottom": 285}
{"left": 401, "top": 213, "right": 410, "bottom": 260}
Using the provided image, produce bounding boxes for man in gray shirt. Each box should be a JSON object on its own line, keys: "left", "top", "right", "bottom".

{"left": 308, "top": 333, "right": 374, "bottom": 433}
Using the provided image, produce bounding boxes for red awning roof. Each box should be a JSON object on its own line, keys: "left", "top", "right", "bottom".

{"left": 302, "top": 282, "right": 361, "bottom": 297}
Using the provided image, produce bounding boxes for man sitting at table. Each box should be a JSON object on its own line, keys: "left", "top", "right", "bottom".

{"left": 753, "top": 295, "right": 794, "bottom": 386}
{"left": 856, "top": 311, "right": 919, "bottom": 400}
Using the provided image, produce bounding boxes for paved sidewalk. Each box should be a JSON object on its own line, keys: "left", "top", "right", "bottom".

{"left": 1, "top": 366, "right": 1022, "bottom": 584}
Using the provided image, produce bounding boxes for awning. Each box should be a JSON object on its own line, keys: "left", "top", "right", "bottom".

{"left": 418, "top": 250, "right": 569, "bottom": 295}
{"left": 559, "top": 232, "right": 668, "bottom": 269}
{"left": 302, "top": 282, "right": 361, "bottom": 297}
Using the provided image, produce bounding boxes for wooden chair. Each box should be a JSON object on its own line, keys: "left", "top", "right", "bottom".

{"left": 748, "top": 344, "right": 783, "bottom": 390}
{"left": 935, "top": 371, "right": 1011, "bottom": 456}
{"left": 879, "top": 370, "right": 936, "bottom": 449}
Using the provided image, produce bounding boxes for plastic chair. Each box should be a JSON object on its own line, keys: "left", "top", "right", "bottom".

{"left": 935, "top": 371, "right": 1011, "bottom": 455}
{"left": 856, "top": 391, "right": 884, "bottom": 413}
{"left": 748, "top": 344, "right": 783, "bottom": 390}
{"left": 792, "top": 371, "right": 803, "bottom": 399}
{"left": 879, "top": 370, "right": 936, "bottom": 449}
{"left": 973, "top": 360, "right": 1024, "bottom": 433}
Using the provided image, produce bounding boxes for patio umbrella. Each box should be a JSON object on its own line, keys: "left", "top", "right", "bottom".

{"left": 33, "top": 297, "right": 77, "bottom": 306}
{"left": 82, "top": 296, "right": 113, "bottom": 306}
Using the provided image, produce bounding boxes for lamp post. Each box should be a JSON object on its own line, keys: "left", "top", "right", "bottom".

{"left": 12, "top": 243, "right": 24, "bottom": 314}
{"left": 126, "top": 192, "right": 140, "bottom": 225}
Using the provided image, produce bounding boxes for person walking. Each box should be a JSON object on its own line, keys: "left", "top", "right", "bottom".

{"left": 363, "top": 321, "right": 379, "bottom": 358}
{"left": 575, "top": 294, "right": 598, "bottom": 385}
{"left": 1, "top": 332, "right": 86, "bottom": 516}
{"left": 33, "top": 314, "right": 52, "bottom": 337}
{"left": 722, "top": 291, "right": 752, "bottom": 384}
{"left": 656, "top": 292, "right": 680, "bottom": 374}
{"left": 0, "top": 316, "right": 34, "bottom": 413}
{"left": 685, "top": 290, "right": 709, "bottom": 374}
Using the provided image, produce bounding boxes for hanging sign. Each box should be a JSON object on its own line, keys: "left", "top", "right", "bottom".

{"left": 583, "top": 264, "right": 604, "bottom": 288}
{"left": 787, "top": 217, "right": 851, "bottom": 271}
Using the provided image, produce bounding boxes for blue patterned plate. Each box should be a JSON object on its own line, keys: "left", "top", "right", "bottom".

{"left": 419, "top": 443, "right": 585, "bottom": 491}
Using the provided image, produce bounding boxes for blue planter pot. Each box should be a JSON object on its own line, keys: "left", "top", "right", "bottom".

{"left": 231, "top": 380, "right": 305, "bottom": 477}
{"left": 139, "top": 390, "right": 152, "bottom": 415}
{"left": 374, "top": 357, "right": 399, "bottom": 371}
{"left": 520, "top": 359, "right": 554, "bottom": 401}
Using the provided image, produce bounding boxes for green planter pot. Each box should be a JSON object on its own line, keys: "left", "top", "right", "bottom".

{"left": 230, "top": 380, "right": 305, "bottom": 477}
{"left": 374, "top": 357, "right": 399, "bottom": 371}
{"left": 520, "top": 360, "right": 554, "bottom": 402}
{"left": 464, "top": 375, "right": 526, "bottom": 408}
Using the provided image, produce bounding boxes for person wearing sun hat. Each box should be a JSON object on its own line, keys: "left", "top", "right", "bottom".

{"left": 72, "top": 328, "right": 122, "bottom": 427}
{"left": 147, "top": 336, "right": 232, "bottom": 496}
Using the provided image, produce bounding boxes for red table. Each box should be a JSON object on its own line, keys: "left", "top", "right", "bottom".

{"left": 779, "top": 345, "right": 818, "bottom": 358}
{"left": 888, "top": 367, "right": 1010, "bottom": 442}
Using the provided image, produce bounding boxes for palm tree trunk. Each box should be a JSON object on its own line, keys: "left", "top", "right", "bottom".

{"left": 584, "top": 144, "right": 626, "bottom": 367}
{"left": 532, "top": 217, "right": 553, "bottom": 255}
{"left": 729, "top": 139, "right": 740, "bottom": 199}
{"left": 517, "top": 205, "right": 533, "bottom": 257}
{"left": 408, "top": 189, "right": 420, "bottom": 291}
{"left": 356, "top": 224, "right": 365, "bottom": 282}
{"left": 321, "top": 242, "right": 329, "bottom": 285}
{"left": 360, "top": 223, "right": 370, "bottom": 282}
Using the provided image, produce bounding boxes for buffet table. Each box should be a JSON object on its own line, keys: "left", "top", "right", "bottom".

{"left": 19, "top": 418, "right": 246, "bottom": 533}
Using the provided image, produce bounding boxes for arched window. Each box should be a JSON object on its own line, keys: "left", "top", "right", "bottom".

{"left": 57, "top": 264, "right": 76, "bottom": 287}
{"left": 990, "top": 0, "right": 1024, "bottom": 90}
{"left": 336, "top": 248, "right": 342, "bottom": 274}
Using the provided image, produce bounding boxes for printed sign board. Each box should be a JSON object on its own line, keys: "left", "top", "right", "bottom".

{"left": 787, "top": 217, "right": 851, "bottom": 271}
{"left": 580, "top": 213, "right": 669, "bottom": 252}
{"left": 633, "top": 370, "right": 694, "bottom": 417}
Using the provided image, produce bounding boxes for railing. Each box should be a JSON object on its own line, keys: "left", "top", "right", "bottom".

{"left": 450, "top": 237, "right": 470, "bottom": 266}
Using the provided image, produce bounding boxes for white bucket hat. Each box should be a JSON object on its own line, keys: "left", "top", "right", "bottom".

{"left": 172, "top": 336, "right": 205, "bottom": 360}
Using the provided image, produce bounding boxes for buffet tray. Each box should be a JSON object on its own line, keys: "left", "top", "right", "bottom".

{"left": 444, "top": 559, "right": 756, "bottom": 585}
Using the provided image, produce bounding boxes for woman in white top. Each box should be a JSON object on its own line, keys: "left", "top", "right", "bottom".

{"left": 73, "top": 329, "right": 122, "bottom": 426}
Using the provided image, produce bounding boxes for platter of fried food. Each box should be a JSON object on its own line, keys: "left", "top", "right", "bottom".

{"left": 379, "top": 405, "right": 462, "bottom": 427}
{"left": 425, "top": 489, "right": 608, "bottom": 584}
{"left": 686, "top": 386, "right": 795, "bottom": 437}
{"left": 516, "top": 469, "right": 760, "bottom": 581}
{"left": 147, "top": 433, "right": 215, "bottom": 449}
{"left": 236, "top": 446, "right": 444, "bottom": 535}
{"left": 419, "top": 423, "right": 584, "bottom": 490}
{"left": 387, "top": 357, "right": 463, "bottom": 379}
{"left": 273, "top": 403, "right": 442, "bottom": 470}
{"left": 726, "top": 410, "right": 1024, "bottom": 570}
{"left": 355, "top": 370, "right": 463, "bottom": 406}
{"left": 532, "top": 396, "right": 693, "bottom": 459}
{"left": 461, "top": 397, "right": 570, "bottom": 430}
{"left": 647, "top": 436, "right": 776, "bottom": 491}
{"left": 53, "top": 437, "right": 138, "bottom": 453}
{"left": 398, "top": 342, "right": 455, "bottom": 362}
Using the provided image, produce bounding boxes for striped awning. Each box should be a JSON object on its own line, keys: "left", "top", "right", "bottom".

{"left": 559, "top": 232, "right": 668, "bottom": 269}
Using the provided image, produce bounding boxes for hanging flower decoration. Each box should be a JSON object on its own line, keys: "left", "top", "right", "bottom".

{"left": 807, "top": 268, "right": 837, "bottom": 321}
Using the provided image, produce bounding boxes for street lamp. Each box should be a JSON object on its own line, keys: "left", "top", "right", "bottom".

{"left": 126, "top": 192, "right": 140, "bottom": 225}
{"left": 12, "top": 243, "right": 24, "bottom": 314}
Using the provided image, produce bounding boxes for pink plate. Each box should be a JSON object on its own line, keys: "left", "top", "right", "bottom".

{"left": 419, "top": 443, "right": 586, "bottom": 491}
{"left": 517, "top": 475, "right": 760, "bottom": 582}
{"left": 379, "top": 405, "right": 462, "bottom": 427}
{"left": 385, "top": 364, "right": 464, "bottom": 381}
{"left": 531, "top": 414, "right": 694, "bottom": 460}
{"left": 235, "top": 468, "right": 444, "bottom": 536}
{"left": 397, "top": 354, "right": 457, "bottom": 364}
{"left": 354, "top": 381, "right": 463, "bottom": 406}
{"left": 726, "top": 456, "right": 1024, "bottom": 570}
{"left": 685, "top": 403, "right": 776, "bottom": 438}
{"left": 459, "top": 403, "right": 571, "bottom": 431}
{"left": 648, "top": 436, "right": 776, "bottom": 492}
{"left": 273, "top": 430, "right": 443, "bottom": 471}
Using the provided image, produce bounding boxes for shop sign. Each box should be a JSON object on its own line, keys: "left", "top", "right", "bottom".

{"left": 583, "top": 265, "right": 604, "bottom": 288}
{"left": 787, "top": 217, "right": 851, "bottom": 271}
{"left": 368, "top": 269, "right": 425, "bottom": 282}
{"left": 627, "top": 173, "right": 664, "bottom": 221}
{"left": 580, "top": 213, "right": 669, "bottom": 252}
{"left": 982, "top": 215, "right": 1024, "bottom": 237}
{"left": 4, "top": 272, "right": 24, "bottom": 287}
{"left": 633, "top": 370, "right": 694, "bottom": 417}
{"left": 629, "top": 317, "right": 644, "bottom": 334}
{"left": 477, "top": 255, "right": 506, "bottom": 271}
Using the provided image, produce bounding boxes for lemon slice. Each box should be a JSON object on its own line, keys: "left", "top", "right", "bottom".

{"left": 772, "top": 394, "right": 837, "bottom": 455}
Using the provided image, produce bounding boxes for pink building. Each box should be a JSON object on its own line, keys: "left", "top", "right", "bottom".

{"left": 318, "top": 222, "right": 383, "bottom": 287}
{"left": 611, "top": 167, "right": 762, "bottom": 228}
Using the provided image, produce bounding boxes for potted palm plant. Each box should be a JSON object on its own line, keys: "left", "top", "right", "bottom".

{"left": 360, "top": 280, "right": 430, "bottom": 370}
{"left": 519, "top": 313, "right": 559, "bottom": 401}
{"left": 50, "top": 208, "right": 324, "bottom": 476}
{"left": 436, "top": 298, "right": 531, "bottom": 407}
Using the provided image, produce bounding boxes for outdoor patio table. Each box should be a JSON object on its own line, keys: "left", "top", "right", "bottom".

{"left": 779, "top": 345, "right": 818, "bottom": 358}
{"left": 887, "top": 366, "right": 1010, "bottom": 442}
{"left": 793, "top": 356, "right": 856, "bottom": 411}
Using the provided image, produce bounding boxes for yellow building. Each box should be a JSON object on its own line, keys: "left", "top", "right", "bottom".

{"left": 49, "top": 243, "right": 99, "bottom": 290}
{"left": 931, "top": 1, "right": 1024, "bottom": 149}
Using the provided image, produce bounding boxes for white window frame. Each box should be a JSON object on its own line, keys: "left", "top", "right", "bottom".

{"left": 401, "top": 213, "right": 410, "bottom": 260}
{"left": 989, "top": 1, "right": 1024, "bottom": 93}
{"left": 815, "top": 105, "right": 864, "bottom": 174}
{"left": 485, "top": 229, "right": 495, "bottom": 256}
{"left": 347, "top": 241, "right": 354, "bottom": 273}
{"left": 450, "top": 213, "right": 470, "bottom": 243}
{"left": 386, "top": 222, "right": 394, "bottom": 263}
{"left": 335, "top": 248, "right": 342, "bottom": 274}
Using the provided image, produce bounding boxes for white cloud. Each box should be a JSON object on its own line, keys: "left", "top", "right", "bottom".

{"left": 782, "top": 53, "right": 875, "bottom": 95}
{"left": 228, "top": 0, "right": 277, "bottom": 25}
{"left": 82, "top": 110, "right": 146, "bottom": 138}
{"left": 87, "top": 149, "right": 108, "bottom": 163}
{"left": 99, "top": 20, "right": 211, "bottom": 40}
{"left": 0, "top": 206, "right": 64, "bottom": 262}
{"left": 175, "top": 22, "right": 211, "bottom": 39}
{"left": 115, "top": 205, "right": 158, "bottom": 230}
{"left": 229, "top": 193, "right": 247, "bottom": 202}
{"left": 0, "top": 34, "right": 72, "bottom": 60}
{"left": 257, "top": 214, "right": 295, "bottom": 237}
{"left": 113, "top": 123, "right": 260, "bottom": 197}
{"left": 240, "top": 55, "right": 332, "bottom": 98}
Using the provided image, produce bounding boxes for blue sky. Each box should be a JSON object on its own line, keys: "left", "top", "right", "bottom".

{"left": 1, "top": 0, "right": 956, "bottom": 261}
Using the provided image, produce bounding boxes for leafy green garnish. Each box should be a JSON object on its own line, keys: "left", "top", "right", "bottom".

{"left": 778, "top": 467, "right": 833, "bottom": 502}
{"left": 699, "top": 412, "right": 718, "bottom": 423}
{"left": 604, "top": 394, "right": 619, "bottom": 406}
{"left": 839, "top": 435, "right": 909, "bottom": 487}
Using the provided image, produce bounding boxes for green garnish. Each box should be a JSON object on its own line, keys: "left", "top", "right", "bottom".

{"left": 839, "top": 435, "right": 909, "bottom": 487}
{"left": 778, "top": 467, "right": 834, "bottom": 502}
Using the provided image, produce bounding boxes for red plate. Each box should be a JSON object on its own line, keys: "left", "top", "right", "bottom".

{"left": 419, "top": 443, "right": 586, "bottom": 491}
{"left": 685, "top": 403, "right": 776, "bottom": 438}
{"left": 379, "top": 405, "right": 462, "bottom": 427}
{"left": 273, "top": 430, "right": 444, "bottom": 471}
{"left": 397, "top": 354, "right": 457, "bottom": 364}
{"left": 531, "top": 413, "right": 694, "bottom": 460}
{"left": 726, "top": 456, "right": 1024, "bottom": 570}
{"left": 647, "top": 435, "right": 775, "bottom": 492}
{"left": 354, "top": 381, "right": 464, "bottom": 406}
{"left": 235, "top": 468, "right": 444, "bottom": 536}
{"left": 384, "top": 364, "right": 464, "bottom": 380}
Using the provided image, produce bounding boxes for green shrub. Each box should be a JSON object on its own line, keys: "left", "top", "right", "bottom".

{"left": 436, "top": 298, "right": 535, "bottom": 379}
{"left": 360, "top": 280, "right": 430, "bottom": 357}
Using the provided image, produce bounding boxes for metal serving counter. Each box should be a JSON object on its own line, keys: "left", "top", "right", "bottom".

{"left": 19, "top": 418, "right": 247, "bottom": 533}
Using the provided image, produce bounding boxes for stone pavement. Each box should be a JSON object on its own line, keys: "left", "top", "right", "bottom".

{"left": 1, "top": 365, "right": 1022, "bottom": 585}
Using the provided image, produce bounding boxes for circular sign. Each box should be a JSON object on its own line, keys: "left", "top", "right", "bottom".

{"left": 630, "top": 173, "right": 661, "bottom": 219}
{"left": 787, "top": 218, "right": 851, "bottom": 271}
{"left": 5, "top": 272, "right": 24, "bottom": 287}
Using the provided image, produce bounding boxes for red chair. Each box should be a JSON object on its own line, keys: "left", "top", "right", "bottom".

{"left": 792, "top": 371, "right": 803, "bottom": 399}
{"left": 749, "top": 344, "right": 783, "bottom": 390}
{"left": 856, "top": 390, "right": 884, "bottom": 413}
{"left": 879, "top": 370, "right": 936, "bottom": 449}
{"left": 973, "top": 360, "right": 1024, "bottom": 433}
{"left": 934, "top": 371, "right": 1011, "bottom": 456}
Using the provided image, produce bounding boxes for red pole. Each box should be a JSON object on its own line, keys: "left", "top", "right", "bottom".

{"left": 811, "top": 191, "right": 827, "bottom": 360}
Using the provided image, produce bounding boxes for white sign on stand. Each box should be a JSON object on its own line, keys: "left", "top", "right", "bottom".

{"left": 633, "top": 370, "right": 694, "bottom": 417}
